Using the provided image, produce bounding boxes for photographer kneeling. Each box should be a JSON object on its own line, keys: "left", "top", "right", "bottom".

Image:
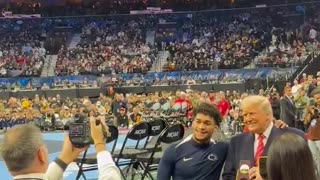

{"left": 0, "top": 116, "right": 121, "bottom": 180}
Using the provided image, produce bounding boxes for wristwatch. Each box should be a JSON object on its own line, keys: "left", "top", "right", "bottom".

{"left": 54, "top": 157, "right": 68, "bottom": 171}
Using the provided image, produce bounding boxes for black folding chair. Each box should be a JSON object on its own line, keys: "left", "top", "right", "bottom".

{"left": 55, "top": 121, "right": 64, "bottom": 130}
{"left": 136, "top": 123, "right": 185, "bottom": 180}
{"left": 112, "top": 121, "right": 150, "bottom": 179}
{"left": 0, "top": 120, "right": 3, "bottom": 130}
{"left": 143, "top": 118, "right": 167, "bottom": 150}
{"left": 75, "top": 125, "right": 119, "bottom": 180}
{"left": 129, "top": 118, "right": 167, "bottom": 179}
{"left": 128, "top": 118, "right": 167, "bottom": 151}
{"left": 42, "top": 121, "right": 51, "bottom": 131}
{"left": 29, "top": 117, "right": 42, "bottom": 128}
{"left": 64, "top": 119, "right": 73, "bottom": 130}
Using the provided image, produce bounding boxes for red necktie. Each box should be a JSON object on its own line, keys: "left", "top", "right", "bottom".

{"left": 254, "top": 134, "right": 265, "bottom": 165}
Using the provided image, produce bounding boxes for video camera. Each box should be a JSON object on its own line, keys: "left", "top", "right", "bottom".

{"left": 69, "top": 114, "right": 108, "bottom": 148}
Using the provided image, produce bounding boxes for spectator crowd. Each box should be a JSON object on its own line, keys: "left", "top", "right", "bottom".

{"left": 0, "top": 3, "right": 319, "bottom": 78}
{"left": 1, "top": 72, "right": 320, "bottom": 178}
{"left": 55, "top": 18, "right": 156, "bottom": 76}
{"left": 0, "top": 19, "right": 47, "bottom": 77}
{"left": 1, "top": 2, "right": 320, "bottom": 180}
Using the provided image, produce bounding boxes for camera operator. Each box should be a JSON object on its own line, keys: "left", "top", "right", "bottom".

{"left": 1, "top": 118, "right": 121, "bottom": 180}
{"left": 304, "top": 88, "right": 320, "bottom": 176}
{"left": 0, "top": 124, "right": 87, "bottom": 180}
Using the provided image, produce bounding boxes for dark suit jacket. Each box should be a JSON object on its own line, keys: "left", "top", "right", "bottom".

{"left": 271, "top": 99, "right": 281, "bottom": 120}
{"left": 222, "top": 127, "right": 305, "bottom": 180}
{"left": 280, "top": 96, "right": 296, "bottom": 127}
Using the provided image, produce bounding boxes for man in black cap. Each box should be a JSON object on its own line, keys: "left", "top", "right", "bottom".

{"left": 116, "top": 106, "right": 129, "bottom": 128}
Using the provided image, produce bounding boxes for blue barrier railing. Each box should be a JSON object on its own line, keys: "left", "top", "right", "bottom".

{"left": 0, "top": 67, "right": 297, "bottom": 89}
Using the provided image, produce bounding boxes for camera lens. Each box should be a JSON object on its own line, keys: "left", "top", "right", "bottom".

{"left": 74, "top": 114, "right": 83, "bottom": 123}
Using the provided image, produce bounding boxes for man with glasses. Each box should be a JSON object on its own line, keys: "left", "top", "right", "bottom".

{"left": 1, "top": 124, "right": 85, "bottom": 179}
{"left": 1, "top": 118, "right": 121, "bottom": 180}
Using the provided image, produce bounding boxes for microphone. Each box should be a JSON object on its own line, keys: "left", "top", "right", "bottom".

{"left": 236, "top": 160, "right": 251, "bottom": 180}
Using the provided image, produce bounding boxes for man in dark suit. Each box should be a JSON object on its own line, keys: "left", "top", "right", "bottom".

{"left": 223, "top": 95, "right": 305, "bottom": 180}
{"left": 280, "top": 85, "right": 296, "bottom": 127}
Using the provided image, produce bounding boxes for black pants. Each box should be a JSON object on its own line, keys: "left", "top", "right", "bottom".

{"left": 296, "top": 109, "right": 305, "bottom": 131}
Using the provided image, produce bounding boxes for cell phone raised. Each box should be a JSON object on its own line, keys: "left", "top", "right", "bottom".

{"left": 258, "top": 156, "right": 268, "bottom": 180}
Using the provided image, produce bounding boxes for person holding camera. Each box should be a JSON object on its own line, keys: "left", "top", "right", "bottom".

{"left": 1, "top": 124, "right": 87, "bottom": 180}
{"left": 1, "top": 117, "right": 121, "bottom": 180}
{"left": 304, "top": 88, "right": 320, "bottom": 177}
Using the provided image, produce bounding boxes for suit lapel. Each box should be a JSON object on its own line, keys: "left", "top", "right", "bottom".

{"left": 243, "top": 133, "right": 255, "bottom": 166}
{"left": 286, "top": 96, "right": 294, "bottom": 108}
{"left": 263, "top": 127, "right": 280, "bottom": 156}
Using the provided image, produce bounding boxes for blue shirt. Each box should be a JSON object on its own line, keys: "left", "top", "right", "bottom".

{"left": 158, "top": 136, "right": 228, "bottom": 180}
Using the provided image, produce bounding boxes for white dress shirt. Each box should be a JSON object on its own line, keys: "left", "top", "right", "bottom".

{"left": 14, "top": 162, "right": 64, "bottom": 180}
{"left": 309, "top": 29, "right": 317, "bottom": 39}
{"left": 13, "top": 151, "right": 121, "bottom": 180}
{"left": 13, "top": 173, "right": 47, "bottom": 180}
{"left": 291, "top": 85, "right": 302, "bottom": 98}
{"left": 97, "top": 151, "right": 121, "bottom": 180}
{"left": 253, "top": 122, "right": 273, "bottom": 155}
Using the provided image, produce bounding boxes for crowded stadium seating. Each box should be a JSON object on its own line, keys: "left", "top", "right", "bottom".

{"left": 1, "top": 1, "right": 320, "bottom": 180}
{"left": 0, "top": 2, "right": 318, "bottom": 78}
{"left": 0, "top": 19, "right": 46, "bottom": 77}
{"left": 54, "top": 18, "right": 155, "bottom": 76}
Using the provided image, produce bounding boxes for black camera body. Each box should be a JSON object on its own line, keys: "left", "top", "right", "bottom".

{"left": 69, "top": 114, "right": 107, "bottom": 148}
{"left": 69, "top": 114, "right": 92, "bottom": 148}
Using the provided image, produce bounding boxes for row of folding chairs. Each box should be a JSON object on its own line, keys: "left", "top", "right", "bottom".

{"left": 74, "top": 118, "right": 185, "bottom": 180}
